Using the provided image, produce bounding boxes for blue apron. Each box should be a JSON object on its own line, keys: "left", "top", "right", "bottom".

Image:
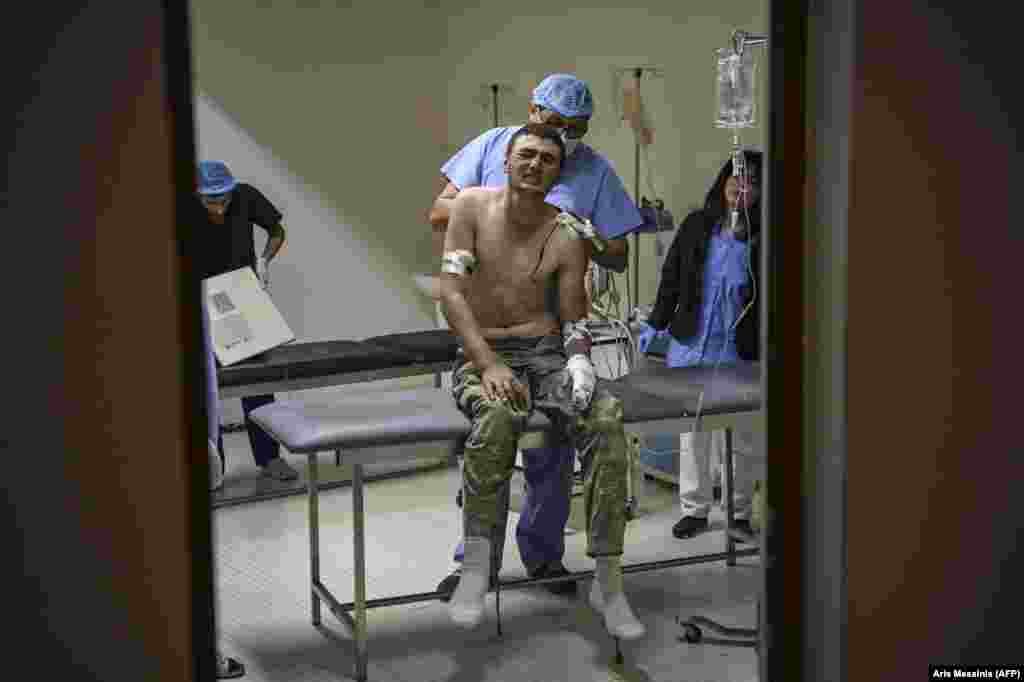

{"left": 666, "top": 223, "right": 751, "bottom": 368}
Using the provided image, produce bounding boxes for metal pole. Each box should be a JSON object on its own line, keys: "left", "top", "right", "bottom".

{"left": 331, "top": 546, "right": 760, "bottom": 611}
{"left": 491, "top": 84, "right": 499, "bottom": 128}
{"left": 309, "top": 453, "right": 321, "bottom": 626}
{"left": 724, "top": 428, "right": 737, "bottom": 566}
{"left": 353, "top": 463, "right": 368, "bottom": 682}
{"left": 632, "top": 68, "right": 643, "bottom": 315}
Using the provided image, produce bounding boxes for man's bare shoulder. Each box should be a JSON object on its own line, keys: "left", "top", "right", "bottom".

{"left": 456, "top": 186, "right": 503, "bottom": 205}
{"left": 550, "top": 222, "right": 588, "bottom": 266}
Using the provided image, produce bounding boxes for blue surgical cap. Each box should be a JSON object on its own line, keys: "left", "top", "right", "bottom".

{"left": 197, "top": 160, "right": 237, "bottom": 196}
{"left": 532, "top": 74, "right": 593, "bottom": 120}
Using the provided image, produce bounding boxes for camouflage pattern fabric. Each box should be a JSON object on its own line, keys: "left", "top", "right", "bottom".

{"left": 452, "top": 335, "right": 629, "bottom": 560}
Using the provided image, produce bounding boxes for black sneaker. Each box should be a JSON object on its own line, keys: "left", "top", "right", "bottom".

{"left": 672, "top": 515, "right": 709, "bottom": 539}
{"left": 730, "top": 519, "right": 756, "bottom": 541}
{"left": 435, "top": 571, "right": 498, "bottom": 603}
{"left": 528, "top": 562, "right": 578, "bottom": 597}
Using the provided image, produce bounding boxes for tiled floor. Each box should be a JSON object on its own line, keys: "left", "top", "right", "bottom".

{"left": 213, "top": 434, "right": 761, "bottom": 682}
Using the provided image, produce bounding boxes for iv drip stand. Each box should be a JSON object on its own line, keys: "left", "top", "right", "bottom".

{"left": 632, "top": 68, "right": 641, "bottom": 316}
{"left": 617, "top": 65, "right": 663, "bottom": 317}
{"left": 491, "top": 84, "right": 499, "bottom": 128}
{"left": 481, "top": 82, "right": 514, "bottom": 127}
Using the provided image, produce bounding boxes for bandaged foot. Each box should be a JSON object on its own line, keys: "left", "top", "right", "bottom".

{"left": 448, "top": 537, "right": 491, "bottom": 629}
{"left": 590, "top": 557, "right": 646, "bottom": 640}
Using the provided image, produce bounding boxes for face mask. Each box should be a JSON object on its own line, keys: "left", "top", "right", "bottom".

{"left": 555, "top": 128, "right": 583, "bottom": 159}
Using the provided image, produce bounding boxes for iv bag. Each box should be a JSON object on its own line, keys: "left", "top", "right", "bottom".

{"left": 714, "top": 46, "right": 758, "bottom": 129}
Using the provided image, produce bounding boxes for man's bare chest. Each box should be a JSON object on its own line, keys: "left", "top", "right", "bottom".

{"left": 475, "top": 224, "right": 561, "bottom": 285}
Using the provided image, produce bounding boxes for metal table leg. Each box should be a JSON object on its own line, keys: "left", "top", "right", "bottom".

{"left": 353, "top": 462, "right": 368, "bottom": 682}
{"left": 724, "top": 429, "right": 737, "bottom": 567}
{"left": 309, "top": 452, "right": 322, "bottom": 625}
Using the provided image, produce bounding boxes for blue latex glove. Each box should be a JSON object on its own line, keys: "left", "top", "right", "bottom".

{"left": 637, "top": 322, "right": 658, "bottom": 354}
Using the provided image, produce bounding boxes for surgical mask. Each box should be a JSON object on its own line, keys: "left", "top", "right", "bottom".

{"left": 558, "top": 129, "right": 582, "bottom": 158}
{"left": 200, "top": 192, "right": 232, "bottom": 210}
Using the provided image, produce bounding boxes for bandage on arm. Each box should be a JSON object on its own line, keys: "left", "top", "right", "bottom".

{"left": 441, "top": 249, "right": 478, "bottom": 276}
{"left": 438, "top": 190, "right": 499, "bottom": 371}
{"left": 557, "top": 234, "right": 596, "bottom": 410}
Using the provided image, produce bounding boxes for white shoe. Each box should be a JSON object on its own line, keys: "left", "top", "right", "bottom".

{"left": 209, "top": 439, "right": 224, "bottom": 491}
{"left": 448, "top": 537, "right": 490, "bottom": 630}
{"left": 592, "top": 558, "right": 646, "bottom": 640}
{"left": 449, "top": 600, "right": 485, "bottom": 629}
{"left": 589, "top": 578, "right": 605, "bottom": 612}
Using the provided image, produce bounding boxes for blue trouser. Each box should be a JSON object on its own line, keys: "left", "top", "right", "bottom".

{"left": 516, "top": 443, "right": 575, "bottom": 570}
{"left": 238, "top": 394, "right": 279, "bottom": 467}
{"left": 452, "top": 440, "right": 575, "bottom": 573}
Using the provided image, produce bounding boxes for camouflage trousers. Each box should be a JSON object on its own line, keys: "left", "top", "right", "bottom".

{"left": 453, "top": 335, "right": 629, "bottom": 560}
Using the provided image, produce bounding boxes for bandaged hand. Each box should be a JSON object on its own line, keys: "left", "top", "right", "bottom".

{"left": 566, "top": 354, "right": 596, "bottom": 413}
{"left": 256, "top": 256, "right": 269, "bottom": 289}
{"left": 636, "top": 322, "right": 657, "bottom": 354}
{"left": 556, "top": 212, "right": 607, "bottom": 253}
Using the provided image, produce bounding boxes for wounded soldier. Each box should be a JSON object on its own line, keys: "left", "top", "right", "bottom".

{"left": 439, "top": 122, "right": 645, "bottom": 640}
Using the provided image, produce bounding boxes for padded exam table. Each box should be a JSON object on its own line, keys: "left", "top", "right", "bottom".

{"left": 250, "top": 362, "right": 762, "bottom": 681}
{"left": 217, "top": 328, "right": 629, "bottom": 398}
{"left": 214, "top": 329, "right": 629, "bottom": 505}
{"left": 216, "top": 330, "right": 461, "bottom": 399}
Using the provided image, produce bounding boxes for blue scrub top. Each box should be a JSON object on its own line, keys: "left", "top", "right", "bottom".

{"left": 441, "top": 126, "right": 643, "bottom": 240}
{"left": 665, "top": 222, "right": 751, "bottom": 368}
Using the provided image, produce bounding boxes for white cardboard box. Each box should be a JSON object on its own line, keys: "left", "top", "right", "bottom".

{"left": 203, "top": 267, "right": 295, "bottom": 366}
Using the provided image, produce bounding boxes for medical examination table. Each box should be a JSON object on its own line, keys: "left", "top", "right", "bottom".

{"left": 217, "top": 328, "right": 634, "bottom": 398}
{"left": 214, "top": 329, "right": 632, "bottom": 505}
{"left": 217, "top": 330, "right": 460, "bottom": 399}
{"left": 248, "top": 353, "right": 762, "bottom": 681}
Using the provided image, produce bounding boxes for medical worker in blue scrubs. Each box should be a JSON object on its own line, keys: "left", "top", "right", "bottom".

{"left": 638, "top": 150, "right": 765, "bottom": 539}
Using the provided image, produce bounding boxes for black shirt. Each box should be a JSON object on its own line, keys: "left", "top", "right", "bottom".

{"left": 191, "top": 183, "right": 283, "bottom": 280}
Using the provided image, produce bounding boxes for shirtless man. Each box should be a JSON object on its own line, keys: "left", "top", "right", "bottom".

{"left": 440, "top": 123, "right": 645, "bottom": 640}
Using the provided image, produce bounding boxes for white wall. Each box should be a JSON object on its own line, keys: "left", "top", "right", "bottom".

{"left": 189, "top": 0, "right": 768, "bottom": 344}
{"left": 439, "top": 0, "right": 769, "bottom": 305}
{"left": 193, "top": 90, "right": 432, "bottom": 343}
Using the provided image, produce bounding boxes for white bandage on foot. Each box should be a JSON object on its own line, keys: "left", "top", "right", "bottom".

{"left": 592, "top": 557, "right": 646, "bottom": 640}
{"left": 449, "top": 537, "right": 491, "bottom": 629}
{"left": 588, "top": 577, "right": 605, "bottom": 611}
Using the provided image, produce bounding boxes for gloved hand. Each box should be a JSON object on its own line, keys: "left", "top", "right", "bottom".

{"left": 556, "top": 212, "right": 607, "bottom": 253}
{"left": 256, "top": 256, "right": 269, "bottom": 289}
{"left": 636, "top": 322, "right": 658, "bottom": 354}
{"left": 566, "top": 354, "right": 596, "bottom": 413}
